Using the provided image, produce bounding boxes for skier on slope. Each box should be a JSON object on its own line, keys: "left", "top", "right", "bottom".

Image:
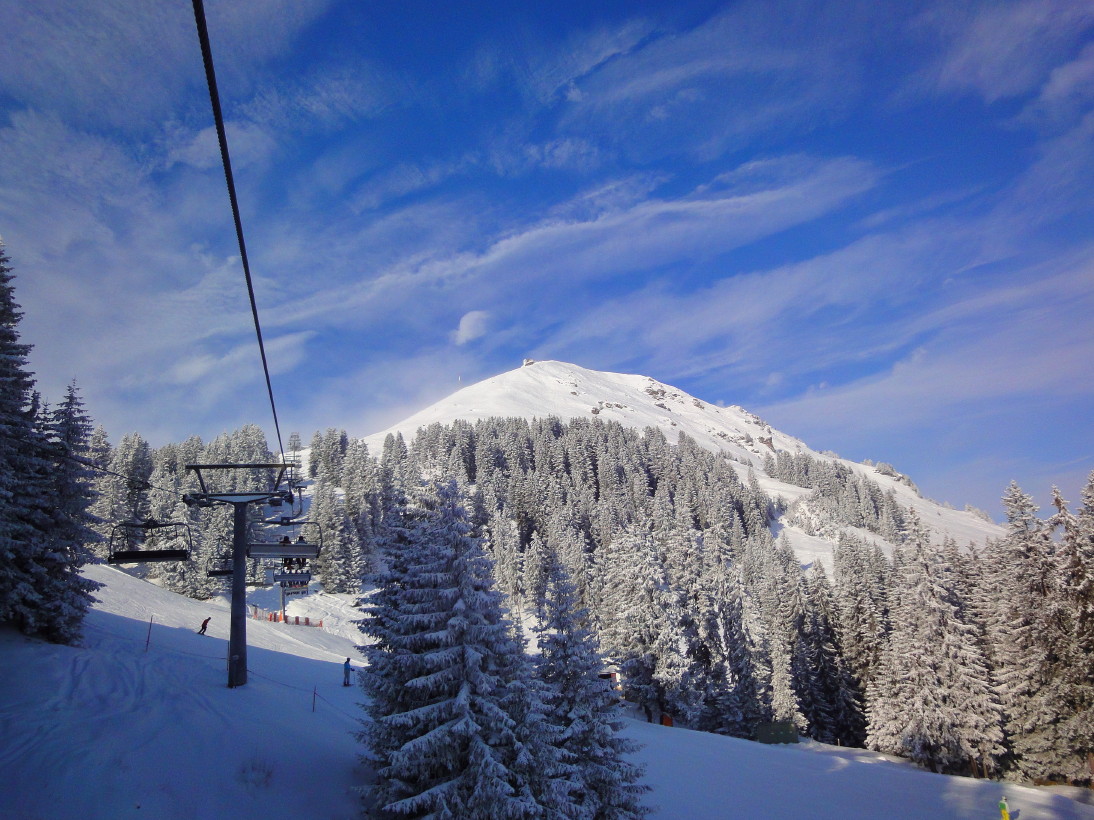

{"left": 344, "top": 658, "right": 353, "bottom": 686}
{"left": 999, "top": 796, "right": 1010, "bottom": 820}
{"left": 198, "top": 617, "right": 210, "bottom": 635}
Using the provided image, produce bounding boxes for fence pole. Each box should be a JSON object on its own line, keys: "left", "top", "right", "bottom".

{"left": 312, "top": 686, "right": 317, "bottom": 713}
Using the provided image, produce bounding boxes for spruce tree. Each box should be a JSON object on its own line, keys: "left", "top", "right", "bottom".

{"left": 693, "top": 558, "right": 767, "bottom": 739}
{"left": 359, "top": 479, "right": 558, "bottom": 818}
{"left": 596, "top": 527, "right": 675, "bottom": 723}
{"left": 0, "top": 249, "right": 99, "bottom": 642}
{"left": 28, "top": 381, "right": 103, "bottom": 641}
{"left": 866, "top": 514, "right": 1003, "bottom": 774}
{"left": 534, "top": 557, "right": 649, "bottom": 818}
{"left": 800, "top": 564, "right": 865, "bottom": 746}
{"left": 1044, "top": 481, "right": 1094, "bottom": 783}
{"left": 992, "top": 482, "right": 1073, "bottom": 781}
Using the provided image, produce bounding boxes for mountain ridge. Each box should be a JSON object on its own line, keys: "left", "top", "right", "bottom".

{"left": 360, "top": 360, "right": 1003, "bottom": 560}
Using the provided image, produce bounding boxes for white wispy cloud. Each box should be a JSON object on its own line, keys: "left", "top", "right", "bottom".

{"left": 557, "top": 1, "right": 867, "bottom": 159}
{"left": 1020, "top": 41, "right": 1094, "bottom": 128}
{"left": 349, "top": 156, "right": 479, "bottom": 212}
{"left": 0, "top": 0, "right": 334, "bottom": 132}
{"left": 264, "top": 153, "right": 880, "bottom": 336}
{"left": 162, "top": 330, "right": 316, "bottom": 387}
{"left": 755, "top": 254, "right": 1094, "bottom": 435}
{"left": 239, "top": 63, "right": 397, "bottom": 134}
{"left": 913, "top": 0, "right": 1094, "bottom": 104}
{"left": 165, "top": 121, "right": 280, "bottom": 171}
{"left": 527, "top": 223, "right": 960, "bottom": 384}
{"left": 521, "top": 18, "right": 657, "bottom": 104}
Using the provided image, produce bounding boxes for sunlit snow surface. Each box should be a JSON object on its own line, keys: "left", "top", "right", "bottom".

{"left": 3, "top": 564, "right": 1092, "bottom": 819}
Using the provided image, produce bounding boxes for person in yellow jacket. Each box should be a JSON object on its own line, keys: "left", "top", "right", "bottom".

{"left": 999, "top": 795, "right": 1010, "bottom": 820}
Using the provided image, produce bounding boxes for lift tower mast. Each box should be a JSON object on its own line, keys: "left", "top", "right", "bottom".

{"left": 183, "top": 463, "right": 293, "bottom": 688}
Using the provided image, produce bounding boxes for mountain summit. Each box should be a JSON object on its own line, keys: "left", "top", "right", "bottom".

{"left": 363, "top": 360, "right": 1001, "bottom": 558}
{"left": 364, "top": 359, "right": 807, "bottom": 458}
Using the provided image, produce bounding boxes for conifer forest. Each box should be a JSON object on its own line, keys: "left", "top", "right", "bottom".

{"left": 3, "top": 242, "right": 1094, "bottom": 814}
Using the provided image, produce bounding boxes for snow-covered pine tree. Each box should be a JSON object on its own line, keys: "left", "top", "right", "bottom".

{"left": 1046, "top": 482, "right": 1094, "bottom": 783}
{"left": 750, "top": 535, "right": 806, "bottom": 732}
{"left": 154, "top": 499, "right": 212, "bottom": 598}
{"left": 990, "top": 481, "right": 1075, "bottom": 781}
{"left": 1036, "top": 479, "right": 1094, "bottom": 785}
{"left": 0, "top": 249, "right": 99, "bottom": 643}
{"left": 534, "top": 556, "right": 649, "bottom": 818}
{"left": 486, "top": 515, "right": 524, "bottom": 620}
{"left": 308, "top": 429, "right": 323, "bottom": 478}
{"left": 692, "top": 556, "right": 767, "bottom": 739}
{"left": 359, "top": 479, "right": 558, "bottom": 818}
{"left": 342, "top": 438, "right": 379, "bottom": 549}
{"left": 28, "top": 381, "right": 103, "bottom": 642}
{"left": 496, "top": 621, "right": 574, "bottom": 819}
{"left": 832, "top": 532, "right": 889, "bottom": 692}
{"left": 93, "top": 432, "right": 154, "bottom": 547}
{"left": 310, "top": 477, "right": 363, "bottom": 594}
{"left": 143, "top": 446, "right": 199, "bottom": 596}
{"left": 865, "top": 513, "right": 1003, "bottom": 775}
{"left": 522, "top": 530, "right": 550, "bottom": 618}
{"left": 596, "top": 526, "right": 675, "bottom": 723}
{"left": 800, "top": 564, "right": 865, "bottom": 746}
{"left": 83, "top": 426, "right": 115, "bottom": 557}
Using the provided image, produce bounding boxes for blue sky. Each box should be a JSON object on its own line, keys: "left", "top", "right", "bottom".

{"left": 1, "top": 0, "right": 1092, "bottom": 518}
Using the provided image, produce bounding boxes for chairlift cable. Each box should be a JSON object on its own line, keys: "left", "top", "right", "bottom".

{"left": 190, "top": 0, "right": 287, "bottom": 464}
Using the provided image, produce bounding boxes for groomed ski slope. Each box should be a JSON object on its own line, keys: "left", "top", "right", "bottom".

{"left": 2, "top": 565, "right": 1092, "bottom": 820}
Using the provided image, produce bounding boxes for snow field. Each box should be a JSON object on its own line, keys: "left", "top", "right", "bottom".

{"left": 3, "top": 564, "right": 1092, "bottom": 819}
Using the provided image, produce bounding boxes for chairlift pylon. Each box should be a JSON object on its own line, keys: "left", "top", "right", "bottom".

{"left": 107, "top": 519, "right": 192, "bottom": 564}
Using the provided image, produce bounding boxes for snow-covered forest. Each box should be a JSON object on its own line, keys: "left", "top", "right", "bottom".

{"left": 4, "top": 241, "right": 1094, "bottom": 816}
{"left": 83, "top": 407, "right": 1094, "bottom": 788}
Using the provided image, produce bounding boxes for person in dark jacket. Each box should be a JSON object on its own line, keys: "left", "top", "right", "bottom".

{"left": 343, "top": 658, "right": 352, "bottom": 686}
{"left": 198, "top": 617, "right": 210, "bottom": 635}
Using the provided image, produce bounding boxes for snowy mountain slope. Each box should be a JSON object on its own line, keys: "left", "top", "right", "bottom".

{"left": 4, "top": 566, "right": 1090, "bottom": 820}
{"left": 361, "top": 360, "right": 1003, "bottom": 556}
{"left": 0, "top": 565, "right": 366, "bottom": 820}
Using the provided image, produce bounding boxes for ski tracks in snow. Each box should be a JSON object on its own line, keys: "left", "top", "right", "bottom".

{"left": 0, "top": 615, "right": 241, "bottom": 819}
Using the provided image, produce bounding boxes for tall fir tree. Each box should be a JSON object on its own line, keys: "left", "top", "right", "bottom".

{"left": 1044, "top": 480, "right": 1094, "bottom": 783}
{"left": 866, "top": 514, "right": 1004, "bottom": 774}
{"left": 534, "top": 556, "right": 649, "bottom": 818}
{"left": 0, "top": 248, "right": 99, "bottom": 642}
{"left": 799, "top": 564, "right": 865, "bottom": 746}
{"left": 991, "top": 482, "right": 1075, "bottom": 781}
{"left": 596, "top": 526, "right": 677, "bottom": 723}
{"left": 359, "top": 479, "right": 561, "bottom": 818}
{"left": 692, "top": 557, "right": 767, "bottom": 739}
{"left": 29, "top": 381, "right": 103, "bottom": 641}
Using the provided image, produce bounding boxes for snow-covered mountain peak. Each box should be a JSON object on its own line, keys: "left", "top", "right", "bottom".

{"left": 361, "top": 359, "right": 1003, "bottom": 554}
{"left": 364, "top": 359, "right": 809, "bottom": 463}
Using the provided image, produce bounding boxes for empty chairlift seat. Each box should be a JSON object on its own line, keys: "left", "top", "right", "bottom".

{"left": 207, "top": 555, "right": 234, "bottom": 577}
{"left": 108, "top": 519, "right": 193, "bottom": 564}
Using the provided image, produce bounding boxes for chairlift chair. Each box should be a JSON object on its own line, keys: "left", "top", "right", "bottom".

{"left": 246, "top": 521, "right": 322, "bottom": 560}
{"left": 271, "top": 567, "right": 312, "bottom": 584}
{"left": 207, "top": 554, "right": 234, "bottom": 577}
{"left": 107, "top": 519, "right": 193, "bottom": 564}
